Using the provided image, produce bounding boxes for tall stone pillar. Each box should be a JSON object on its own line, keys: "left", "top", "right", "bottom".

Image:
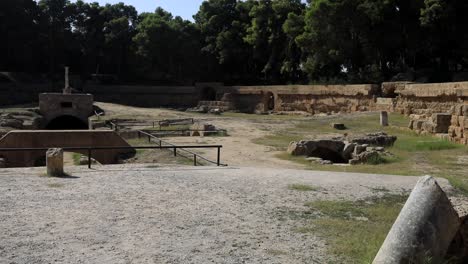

{"left": 63, "top": 66, "right": 72, "bottom": 94}
{"left": 380, "top": 111, "right": 389, "bottom": 126}
{"left": 46, "top": 148, "right": 64, "bottom": 177}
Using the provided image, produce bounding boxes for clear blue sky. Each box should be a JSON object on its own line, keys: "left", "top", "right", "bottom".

{"left": 77, "top": 0, "right": 204, "bottom": 21}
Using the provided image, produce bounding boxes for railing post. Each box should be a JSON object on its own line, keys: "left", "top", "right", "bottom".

{"left": 217, "top": 147, "right": 221, "bottom": 166}
{"left": 194, "top": 154, "right": 197, "bottom": 166}
{"left": 148, "top": 135, "right": 151, "bottom": 143}
{"left": 174, "top": 147, "right": 177, "bottom": 157}
{"left": 138, "top": 131, "right": 140, "bottom": 139}
{"left": 88, "top": 148, "right": 92, "bottom": 169}
{"left": 159, "top": 140, "right": 162, "bottom": 147}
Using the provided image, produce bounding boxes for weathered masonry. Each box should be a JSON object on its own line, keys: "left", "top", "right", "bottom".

{"left": 2, "top": 71, "right": 468, "bottom": 117}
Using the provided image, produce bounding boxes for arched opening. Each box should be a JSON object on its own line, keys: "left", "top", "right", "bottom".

{"left": 309, "top": 147, "right": 347, "bottom": 164}
{"left": 201, "top": 87, "right": 217, "bottom": 101}
{"left": 46, "top": 115, "right": 88, "bottom": 130}
{"left": 266, "top": 92, "right": 275, "bottom": 111}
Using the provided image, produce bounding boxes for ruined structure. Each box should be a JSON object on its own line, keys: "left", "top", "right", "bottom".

{"left": 287, "top": 132, "right": 397, "bottom": 165}
{"left": 0, "top": 130, "right": 135, "bottom": 168}
{"left": 3, "top": 70, "right": 468, "bottom": 117}
{"left": 39, "top": 93, "right": 93, "bottom": 129}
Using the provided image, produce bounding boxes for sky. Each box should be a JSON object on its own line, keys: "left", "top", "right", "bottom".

{"left": 77, "top": 0, "right": 205, "bottom": 21}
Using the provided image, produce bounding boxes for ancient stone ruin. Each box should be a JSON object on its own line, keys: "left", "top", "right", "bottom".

{"left": 374, "top": 176, "right": 468, "bottom": 263}
{"left": 287, "top": 132, "right": 397, "bottom": 165}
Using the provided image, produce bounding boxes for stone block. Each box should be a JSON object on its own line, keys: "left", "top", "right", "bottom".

{"left": 331, "top": 123, "right": 346, "bottom": 130}
{"left": 46, "top": 148, "right": 64, "bottom": 177}
{"left": 448, "top": 126, "right": 456, "bottom": 137}
{"left": 414, "top": 120, "right": 425, "bottom": 130}
{"left": 452, "top": 115, "right": 460, "bottom": 127}
{"left": 431, "top": 113, "right": 451, "bottom": 133}
{"left": 463, "top": 105, "right": 468, "bottom": 117}
{"left": 422, "top": 121, "right": 434, "bottom": 133}
{"left": 459, "top": 116, "right": 465, "bottom": 128}
{"left": 449, "top": 106, "right": 455, "bottom": 115}
{"left": 456, "top": 105, "right": 464, "bottom": 116}
{"left": 455, "top": 127, "right": 464, "bottom": 138}
{"left": 408, "top": 120, "right": 414, "bottom": 130}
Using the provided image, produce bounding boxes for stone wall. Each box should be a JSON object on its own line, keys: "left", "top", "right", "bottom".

{"left": 448, "top": 104, "right": 468, "bottom": 144}
{"left": 0, "top": 130, "right": 135, "bottom": 168}
{"left": 394, "top": 82, "right": 467, "bottom": 115}
{"left": 39, "top": 93, "right": 94, "bottom": 127}
{"left": 226, "top": 84, "right": 380, "bottom": 114}
{"left": 83, "top": 85, "right": 218, "bottom": 108}
{"left": 3, "top": 75, "right": 468, "bottom": 118}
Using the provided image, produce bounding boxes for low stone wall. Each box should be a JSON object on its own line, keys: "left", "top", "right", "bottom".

{"left": 83, "top": 85, "right": 208, "bottom": 108}
{"left": 448, "top": 104, "right": 468, "bottom": 145}
{"left": 394, "top": 82, "right": 467, "bottom": 115}
{"left": 0, "top": 130, "right": 135, "bottom": 168}
{"left": 226, "top": 84, "right": 380, "bottom": 114}
{"left": 4, "top": 79, "right": 468, "bottom": 118}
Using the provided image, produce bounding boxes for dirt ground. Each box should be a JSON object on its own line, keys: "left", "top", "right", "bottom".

{"left": 96, "top": 102, "right": 316, "bottom": 168}
{"left": 2, "top": 102, "right": 468, "bottom": 263}
{"left": 0, "top": 165, "right": 452, "bottom": 264}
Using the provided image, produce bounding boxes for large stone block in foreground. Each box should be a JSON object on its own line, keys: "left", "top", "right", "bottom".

{"left": 373, "top": 176, "right": 460, "bottom": 263}
{"left": 46, "top": 148, "right": 64, "bottom": 177}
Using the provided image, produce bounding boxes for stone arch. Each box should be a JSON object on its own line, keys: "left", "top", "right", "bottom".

{"left": 45, "top": 115, "right": 88, "bottom": 130}
{"left": 309, "top": 146, "right": 347, "bottom": 163}
{"left": 201, "top": 87, "right": 217, "bottom": 101}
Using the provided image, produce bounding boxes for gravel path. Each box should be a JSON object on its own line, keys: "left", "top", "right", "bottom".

{"left": 0, "top": 165, "right": 454, "bottom": 264}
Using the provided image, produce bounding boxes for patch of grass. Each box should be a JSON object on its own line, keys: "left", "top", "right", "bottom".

{"left": 253, "top": 134, "right": 304, "bottom": 150}
{"left": 366, "top": 154, "right": 388, "bottom": 165}
{"left": 72, "top": 153, "right": 82, "bottom": 165}
{"left": 288, "top": 184, "right": 318, "bottom": 192}
{"left": 394, "top": 134, "right": 461, "bottom": 152}
{"left": 299, "top": 194, "right": 408, "bottom": 263}
{"left": 47, "top": 183, "right": 64, "bottom": 188}
{"left": 254, "top": 112, "right": 468, "bottom": 193}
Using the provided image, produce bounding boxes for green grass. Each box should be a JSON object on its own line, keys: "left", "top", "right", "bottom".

{"left": 254, "top": 112, "right": 468, "bottom": 194}
{"left": 288, "top": 184, "right": 318, "bottom": 191}
{"left": 298, "top": 194, "right": 408, "bottom": 263}
{"left": 72, "top": 153, "right": 82, "bottom": 165}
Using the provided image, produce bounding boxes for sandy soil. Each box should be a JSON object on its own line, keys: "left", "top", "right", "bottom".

{"left": 95, "top": 102, "right": 306, "bottom": 168}
{"left": 0, "top": 164, "right": 452, "bottom": 264}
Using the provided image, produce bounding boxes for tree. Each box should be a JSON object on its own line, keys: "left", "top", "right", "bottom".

{"left": 133, "top": 8, "right": 203, "bottom": 83}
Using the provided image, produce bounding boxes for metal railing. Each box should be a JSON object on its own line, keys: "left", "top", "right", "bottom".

{"left": 140, "top": 128, "right": 227, "bottom": 137}
{"left": 108, "top": 118, "right": 195, "bottom": 130}
{"left": 137, "top": 130, "right": 226, "bottom": 167}
{"left": 0, "top": 143, "right": 225, "bottom": 169}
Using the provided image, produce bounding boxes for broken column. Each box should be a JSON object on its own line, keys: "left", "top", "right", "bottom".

{"left": 380, "top": 111, "right": 389, "bottom": 127}
{"left": 46, "top": 148, "right": 64, "bottom": 177}
{"left": 373, "top": 176, "right": 460, "bottom": 263}
{"left": 63, "top": 66, "right": 72, "bottom": 94}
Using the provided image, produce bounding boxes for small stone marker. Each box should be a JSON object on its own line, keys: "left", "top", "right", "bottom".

{"left": 380, "top": 111, "right": 389, "bottom": 126}
{"left": 0, "top": 157, "right": 5, "bottom": 168}
{"left": 331, "top": 123, "right": 346, "bottom": 130}
{"left": 46, "top": 148, "right": 64, "bottom": 177}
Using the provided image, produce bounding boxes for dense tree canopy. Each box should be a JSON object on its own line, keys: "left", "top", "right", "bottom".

{"left": 1, "top": 0, "right": 468, "bottom": 84}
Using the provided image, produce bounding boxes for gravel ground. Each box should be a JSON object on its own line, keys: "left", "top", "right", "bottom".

{"left": 0, "top": 165, "right": 455, "bottom": 264}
